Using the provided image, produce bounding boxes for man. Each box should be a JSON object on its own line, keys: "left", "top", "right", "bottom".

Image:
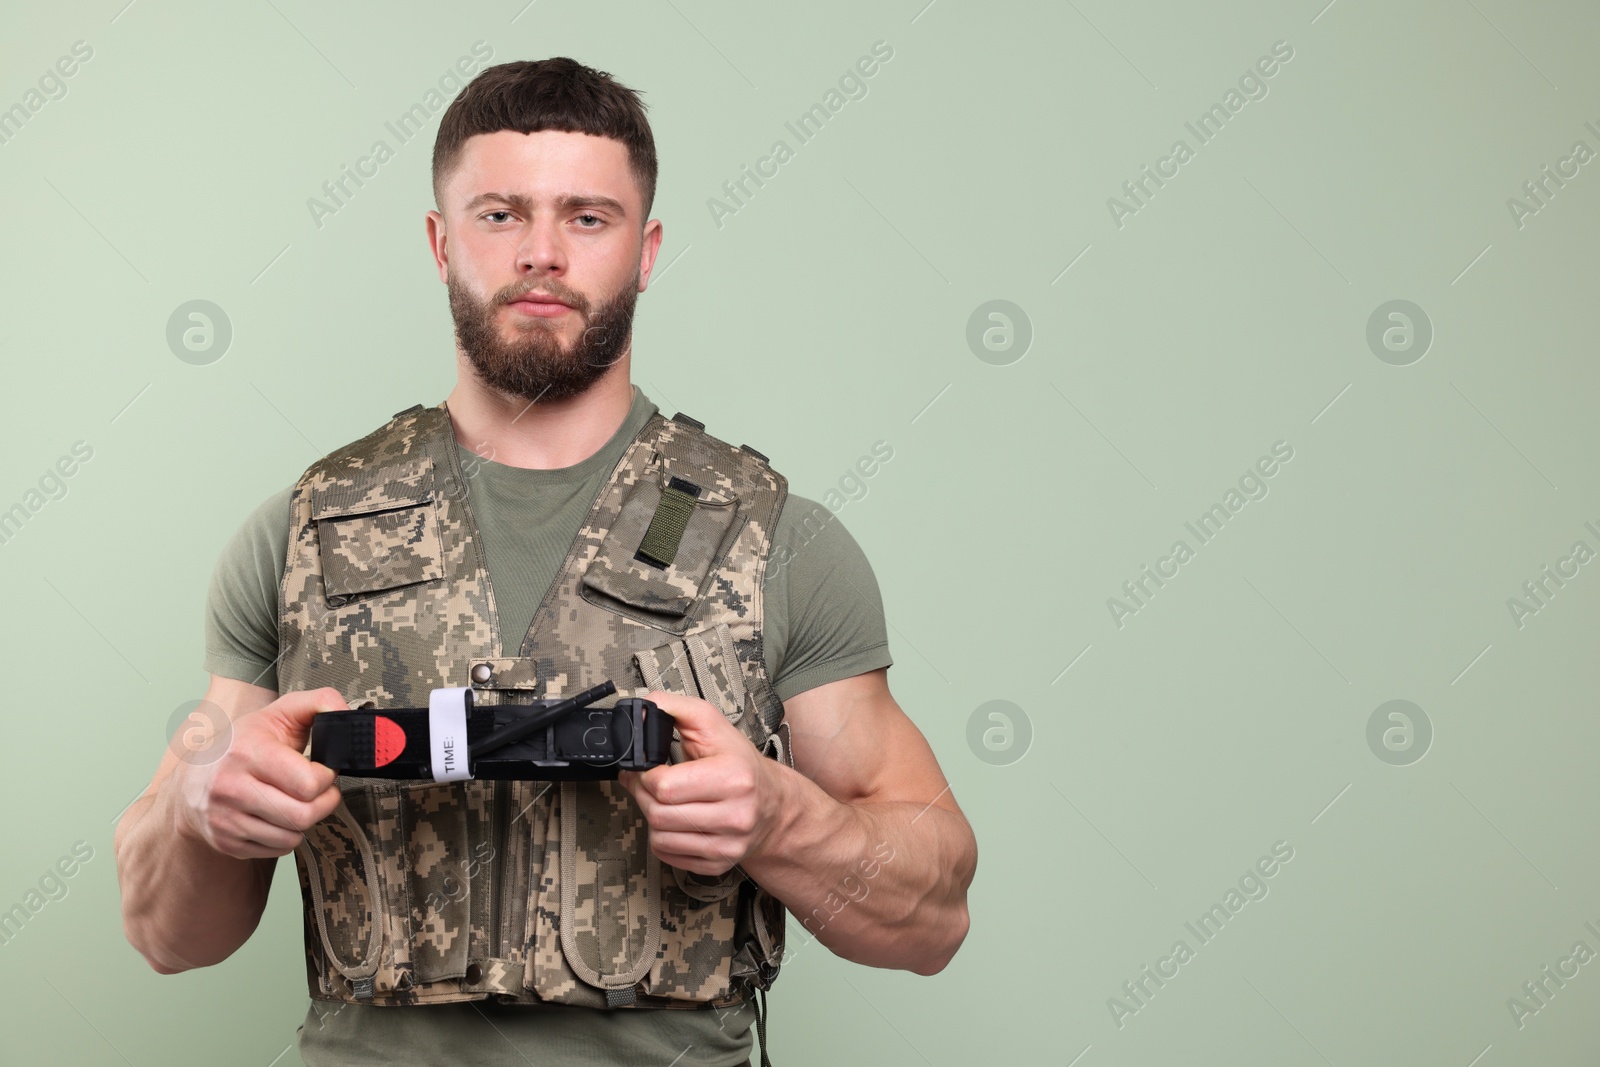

{"left": 114, "top": 57, "right": 976, "bottom": 1067}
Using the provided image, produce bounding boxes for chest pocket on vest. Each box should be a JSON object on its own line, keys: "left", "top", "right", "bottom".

{"left": 580, "top": 469, "right": 742, "bottom": 633}
{"left": 311, "top": 458, "right": 445, "bottom": 604}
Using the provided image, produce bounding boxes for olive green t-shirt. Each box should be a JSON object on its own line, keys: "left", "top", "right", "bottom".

{"left": 202, "top": 385, "right": 892, "bottom": 1067}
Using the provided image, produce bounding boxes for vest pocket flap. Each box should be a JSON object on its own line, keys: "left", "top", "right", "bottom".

{"left": 316, "top": 502, "right": 445, "bottom": 599}
{"left": 311, "top": 457, "right": 445, "bottom": 599}
{"left": 310, "top": 455, "right": 436, "bottom": 519}
{"left": 580, "top": 470, "right": 741, "bottom": 627}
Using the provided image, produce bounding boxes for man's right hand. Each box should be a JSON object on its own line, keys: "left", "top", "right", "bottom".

{"left": 171, "top": 686, "right": 349, "bottom": 860}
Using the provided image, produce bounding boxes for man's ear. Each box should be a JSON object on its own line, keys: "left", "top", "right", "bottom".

{"left": 426, "top": 210, "right": 450, "bottom": 283}
{"left": 638, "top": 218, "right": 664, "bottom": 290}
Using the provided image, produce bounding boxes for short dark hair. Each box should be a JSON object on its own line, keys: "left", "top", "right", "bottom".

{"left": 432, "top": 57, "right": 658, "bottom": 221}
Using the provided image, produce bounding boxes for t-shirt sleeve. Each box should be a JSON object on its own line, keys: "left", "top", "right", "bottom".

{"left": 762, "top": 494, "right": 893, "bottom": 703}
{"left": 203, "top": 485, "right": 294, "bottom": 692}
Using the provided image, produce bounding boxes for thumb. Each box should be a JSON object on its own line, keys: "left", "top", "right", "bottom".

{"left": 644, "top": 690, "right": 730, "bottom": 761}
{"left": 263, "top": 687, "right": 350, "bottom": 752}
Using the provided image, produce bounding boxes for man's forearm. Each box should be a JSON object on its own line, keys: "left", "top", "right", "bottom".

{"left": 115, "top": 791, "right": 273, "bottom": 973}
{"left": 740, "top": 764, "right": 975, "bottom": 974}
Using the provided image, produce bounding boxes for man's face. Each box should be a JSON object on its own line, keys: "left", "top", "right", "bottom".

{"left": 427, "top": 129, "right": 661, "bottom": 404}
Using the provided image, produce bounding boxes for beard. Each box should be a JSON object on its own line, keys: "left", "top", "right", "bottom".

{"left": 448, "top": 266, "right": 638, "bottom": 405}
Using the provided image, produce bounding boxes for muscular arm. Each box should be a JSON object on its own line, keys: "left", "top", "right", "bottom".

{"left": 740, "top": 668, "right": 977, "bottom": 975}
{"left": 115, "top": 675, "right": 279, "bottom": 973}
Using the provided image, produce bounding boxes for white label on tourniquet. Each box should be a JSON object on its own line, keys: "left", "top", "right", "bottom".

{"left": 428, "top": 687, "right": 472, "bottom": 782}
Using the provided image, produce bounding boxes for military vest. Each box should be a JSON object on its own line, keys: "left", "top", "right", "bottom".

{"left": 277, "top": 400, "right": 791, "bottom": 1011}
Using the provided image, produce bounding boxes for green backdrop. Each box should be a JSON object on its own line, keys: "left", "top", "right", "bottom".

{"left": 3, "top": 0, "right": 1598, "bottom": 1063}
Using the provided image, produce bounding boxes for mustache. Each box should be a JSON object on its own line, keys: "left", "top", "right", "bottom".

{"left": 500, "top": 283, "right": 587, "bottom": 312}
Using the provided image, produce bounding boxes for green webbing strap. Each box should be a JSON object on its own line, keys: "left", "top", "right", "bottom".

{"left": 635, "top": 476, "right": 702, "bottom": 569}
{"left": 755, "top": 986, "right": 772, "bottom": 1067}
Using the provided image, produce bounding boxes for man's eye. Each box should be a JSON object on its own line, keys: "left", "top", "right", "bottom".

{"left": 576, "top": 214, "right": 601, "bottom": 227}
{"left": 485, "top": 211, "right": 512, "bottom": 223}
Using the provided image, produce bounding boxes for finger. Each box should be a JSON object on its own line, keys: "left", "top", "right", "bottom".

{"left": 232, "top": 774, "right": 335, "bottom": 835}
{"left": 278, "top": 686, "right": 352, "bottom": 717}
{"left": 647, "top": 830, "right": 743, "bottom": 869}
{"left": 650, "top": 841, "right": 718, "bottom": 871}
{"left": 626, "top": 780, "right": 708, "bottom": 837}
{"left": 244, "top": 741, "right": 338, "bottom": 803}
{"left": 218, "top": 784, "right": 341, "bottom": 858}
{"left": 638, "top": 800, "right": 744, "bottom": 835}
{"left": 630, "top": 760, "right": 750, "bottom": 806}
{"left": 643, "top": 691, "right": 736, "bottom": 757}
{"left": 219, "top": 810, "right": 306, "bottom": 857}
{"left": 642, "top": 690, "right": 719, "bottom": 728}
{"left": 262, "top": 687, "right": 351, "bottom": 747}
{"left": 653, "top": 851, "right": 728, "bottom": 877}
{"left": 307, "top": 783, "right": 343, "bottom": 822}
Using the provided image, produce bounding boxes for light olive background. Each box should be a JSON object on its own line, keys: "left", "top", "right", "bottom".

{"left": 2, "top": 0, "right": 1598, "bottom": 1064}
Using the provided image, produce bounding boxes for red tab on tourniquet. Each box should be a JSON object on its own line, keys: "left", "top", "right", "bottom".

{"left": 373, "top": 716, "right": 406, "bottom": 767}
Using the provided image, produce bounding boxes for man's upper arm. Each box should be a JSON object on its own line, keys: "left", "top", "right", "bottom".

{"left": 784, "top": 669, "right": 957, "bottom": 816}
{"left": 763, "top": 496, "right": 956, "bottom": 814}
{"left": 764, "top": 495, "right": 893, "bottom": 703}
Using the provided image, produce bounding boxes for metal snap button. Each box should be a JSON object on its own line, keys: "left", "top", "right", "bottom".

{"left": 464, "top": 962, "right": 484, "bottom": 984}
{"left": 470, "top": 663, "right": 494, "bottom": 684}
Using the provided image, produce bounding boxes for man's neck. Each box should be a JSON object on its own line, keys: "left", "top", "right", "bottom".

{"left": 443, "top": 359, "right": 635, "bottom": 471}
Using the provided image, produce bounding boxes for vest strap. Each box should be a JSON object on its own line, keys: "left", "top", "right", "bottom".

{"left": 635, "top": 475, "right": 702, "bottom": 569}
{"left": 754, "top": 986, "right": 773, "bottom": 1067}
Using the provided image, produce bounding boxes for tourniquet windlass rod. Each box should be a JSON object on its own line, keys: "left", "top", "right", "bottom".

{"left": 468, "top": 679, "right": 617, "bottom": 759}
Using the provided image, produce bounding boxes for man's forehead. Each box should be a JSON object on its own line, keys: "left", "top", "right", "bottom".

{"left": 450, "top": 129, "right": 634, "bottom": 209}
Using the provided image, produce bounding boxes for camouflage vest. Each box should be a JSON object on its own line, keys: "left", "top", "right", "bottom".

{"left": 277, "top": 400, "right": 791, "bottom": 1010}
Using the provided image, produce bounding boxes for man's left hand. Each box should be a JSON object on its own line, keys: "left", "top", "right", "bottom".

{"left": 617, "top": 690, "right": 783, "bottom": 877}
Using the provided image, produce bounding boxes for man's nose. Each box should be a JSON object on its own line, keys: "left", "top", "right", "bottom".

{"left": 515, "top": 219, "right": 567, "bottom": 275}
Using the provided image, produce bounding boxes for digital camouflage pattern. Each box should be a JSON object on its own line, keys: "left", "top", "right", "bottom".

{"left": 278, "top": 402, "right": 790, "bottom": 1009}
